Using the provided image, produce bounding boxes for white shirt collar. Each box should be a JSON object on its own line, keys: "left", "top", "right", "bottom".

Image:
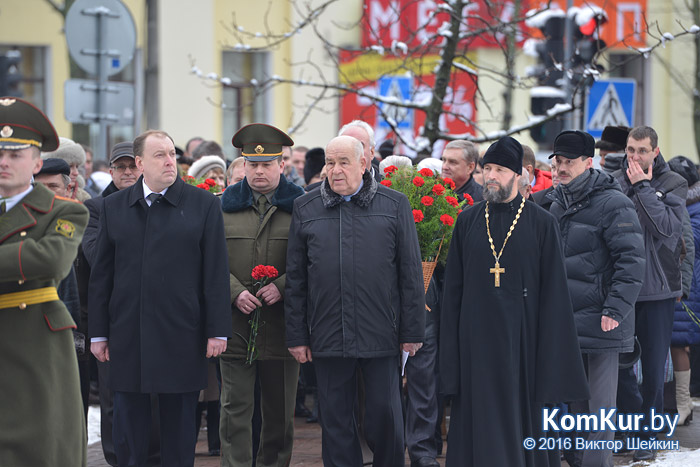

{"left": 142, "top": 179, "right": 169, "bottom": 206}
{"left": 2, "top": 184, "right": 34, "bottom": 213}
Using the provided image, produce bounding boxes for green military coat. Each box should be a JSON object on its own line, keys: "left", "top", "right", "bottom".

{"left": 221, "top": 175, "right": 304, "bottom": 360}
{"left": 0, "top": 183, "right": 88, "bottom": 467}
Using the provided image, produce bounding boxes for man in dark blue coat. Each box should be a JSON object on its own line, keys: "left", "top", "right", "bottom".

{"left": 612, "top": 126, "right": 686, "bottom": 461}
{"left": 89, "top": 130, "right": 232, "bottom": 467}
{"left": 547, "top": 130, "right": 645, "bottom": 467}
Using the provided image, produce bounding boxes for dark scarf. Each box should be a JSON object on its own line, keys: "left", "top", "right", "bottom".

{"left": 557, "top": 168, "right": 592, "bottom": 209}
{"left": 320, "top": 171, "right": 378, "bottom": 209}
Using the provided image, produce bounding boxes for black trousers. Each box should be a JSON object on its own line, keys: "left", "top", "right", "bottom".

{"left": 113, "top": 390, "right": 198, "bottom": 467}
{"left": 314, "top": 356, "right": 404, "bottom": 467}
{"left": 617, "top": 298, "right": 675, "bottom": 438}
{"left": 98, "top": 361, "right": 161, "bottom": 467}
{"left": 404, "top": 333, "right": 439, "bottom": 462}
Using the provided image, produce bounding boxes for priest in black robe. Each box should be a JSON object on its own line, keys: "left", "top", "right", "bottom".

{"left": 440, "top": 136, "right": 589, "bottom": 467}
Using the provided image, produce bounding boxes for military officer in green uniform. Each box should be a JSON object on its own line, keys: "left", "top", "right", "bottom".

{"left": 0, "top": 97, "right": 89, "bottom": 466}
{"left": 219, "top": 123, "right": 305, "bottom": 467}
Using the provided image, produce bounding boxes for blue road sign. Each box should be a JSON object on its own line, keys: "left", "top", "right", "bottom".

{"left": 378, "top": 76, "right": 412, "bottom": 129}
{"left": 586, "top": 79, "right": 636, "bottom": 138}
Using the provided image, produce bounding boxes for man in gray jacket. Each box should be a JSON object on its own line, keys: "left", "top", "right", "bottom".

{"left": 548, "top": 130, "right": 645, "bottom": 467}
{"left": 612, "top": 126, "right": 687, "bottom": 461}
{"left": 285, "top": 135, "right": 425, "bottom": 467}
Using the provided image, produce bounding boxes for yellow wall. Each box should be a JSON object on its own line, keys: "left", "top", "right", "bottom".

{"left": 648, "top": 0, "right": 696, "bottom": 160}
{"left": 158, "top": 0, "right": 217, "bottom": 146}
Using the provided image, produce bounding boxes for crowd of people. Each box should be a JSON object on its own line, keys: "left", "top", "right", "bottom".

{"left": 2, "top": 93, "right": 700, "bottom": 467}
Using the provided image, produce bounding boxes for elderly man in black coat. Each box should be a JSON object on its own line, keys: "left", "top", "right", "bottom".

{"left": 89, "top": 130, "right": 232, "bottom": 467}
{"left": 286, "top": 135, "right": 425, "bottom": 467}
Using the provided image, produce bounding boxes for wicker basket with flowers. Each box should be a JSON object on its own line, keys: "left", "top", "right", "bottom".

{"left": 380, "top": 164, "right": 473, "bottom": 292}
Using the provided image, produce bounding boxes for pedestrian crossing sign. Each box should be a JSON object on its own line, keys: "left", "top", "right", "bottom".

{"left": 378, "top": 76, "right": 413, "bottom": 129}
{"left": 585, "top": 79, "right": 637, "bottom": 138}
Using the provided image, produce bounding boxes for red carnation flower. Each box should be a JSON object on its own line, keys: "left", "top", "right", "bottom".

{"left": 432, "top": 184, "right": 445, "bottom": 196}
{"left": 383, "top": 165, "right": 398, "bottom": 175}
{"left": 413, "top": 209, "right": 424, "bottom": 223}
{"left": 380, "top": 179, "right": 392, "bottom": 187}
{"left": 251, "top": 265, "right": 266, "bottom": 280}
{"left": 413, "top": 177, "right": 425, "bottom": 187}
{"left": 252, "top": 264, "right": 279, "bottom": 281}
{"left": 445, "top": 195, "right": 459, "bottom": 207}
{"left": 196, "top": 183, "right": 209, "bottom": 190}
{"left": 264, "top": 265, "right": 279, "bottom": 279}
{"left": 419, "top": 168, "right": 434, "bottom": 177}
{"left": 185, "top": 175, "right": 196, "bottom": 181}
{"left": 443, "top": 177, "right": 456, "bottom": 190}
{"left": 421, "top": 196, "right": 434, "bottom": 206}
{"left": 440, "top": 214, "right": 455, "bottom": 226}
{"left": 205, "top": 178, "right": 216, "bottom": 186}
{"left": 464, "top": 194, "right": 474, "bottom": 206}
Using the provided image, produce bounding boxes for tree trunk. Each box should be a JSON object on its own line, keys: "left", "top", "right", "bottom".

{"left": 502, "top": 0, "right": 522, "bottom": 131}
{"left": 423, "top": 0, "right": 464, "bottom": 150}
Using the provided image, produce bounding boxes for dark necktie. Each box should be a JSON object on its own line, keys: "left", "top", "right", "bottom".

{"left": 0, "top": 200, "right": 5, "bottom": 215}
{"left": 257, "top": 195, "right": 268, "bottom": 223}
{"left": 147, "top": 193, "right": 162, "bottom": 206}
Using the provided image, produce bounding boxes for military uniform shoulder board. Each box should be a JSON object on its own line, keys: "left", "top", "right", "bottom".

{"left": 54, "top": 195, "right": 80, "bottom": 204}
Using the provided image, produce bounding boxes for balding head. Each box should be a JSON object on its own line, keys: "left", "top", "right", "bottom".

{"left": 339, "top": 121, "right": 375, "bottom": 170}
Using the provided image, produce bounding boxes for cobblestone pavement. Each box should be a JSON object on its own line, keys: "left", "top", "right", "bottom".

{"left": 87, "top": 398, "right": 700, "bottom": 466}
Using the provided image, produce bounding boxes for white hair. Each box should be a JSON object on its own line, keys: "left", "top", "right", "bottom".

{"left": 338, "top": 120, "right": 376, "bottom": 149}
{"left": 379, "top": 155, "right": 412, "bottom": 174}
{"left": 417, "top": 157, "right": 443, "bottom": 174}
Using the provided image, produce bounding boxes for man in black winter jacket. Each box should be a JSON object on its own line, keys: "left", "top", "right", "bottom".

{"left": 548, "top": 130, "right": 645, "bottom": 467}
{"left": 285, "top": 135, "right": 425, "bottom": 467}
{"left": 612, "top": 126, "right": 687, "bottom": 461}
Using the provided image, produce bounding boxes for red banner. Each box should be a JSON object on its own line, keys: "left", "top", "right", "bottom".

{"left": 338, "top": 50, "right": 477, "bottom": 156}
{"left": 362, "top": 0, "right": 647, "bottom": 50}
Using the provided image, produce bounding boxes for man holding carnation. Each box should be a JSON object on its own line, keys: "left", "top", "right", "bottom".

{"left": 286, "top": 135, "right": 425, "bottom": 467}
{"left": 218, "top": 123, "right": 305, "bottom": 466}
{"left": 440, "top": 135, "right": 589, "bottom": 467}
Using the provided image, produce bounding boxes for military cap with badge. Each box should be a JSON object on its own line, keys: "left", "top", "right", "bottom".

{"left": 0, "top": 97, "right": 59, "bottom": 152}
{"left": 232, "top": 123, "right": 294, "bottom": 161}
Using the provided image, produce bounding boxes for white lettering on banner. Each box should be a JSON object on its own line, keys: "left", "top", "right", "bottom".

{"left": 370, "top": 0, "right": 401, "bottom": 40}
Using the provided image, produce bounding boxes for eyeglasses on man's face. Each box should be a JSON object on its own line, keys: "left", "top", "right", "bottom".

{"left": 111, "top": 164, "right": 138, "bottom": 172}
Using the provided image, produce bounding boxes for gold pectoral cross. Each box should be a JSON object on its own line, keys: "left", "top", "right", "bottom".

{"left": 490, "top": 263, "right": 505, "bottom": 287}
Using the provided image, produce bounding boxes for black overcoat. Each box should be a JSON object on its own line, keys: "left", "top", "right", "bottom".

{"left": 88, "top": 176, "right": 232, "bottom": 393}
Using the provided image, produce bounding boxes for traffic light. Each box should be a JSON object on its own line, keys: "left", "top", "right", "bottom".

{"left": 0, "top": 51, "right": 23, "bottom": 97}
{"left": 528, "top": 15, "right": 566, "bottom": 144}
{"left": 530, "top": 89, "right": 565, "bottom": 145}
{"left": 530, "top": 15, "right": 566, "bottom": 87}
{"left": 571, "top": 10, "right": 607, "bottom": 83}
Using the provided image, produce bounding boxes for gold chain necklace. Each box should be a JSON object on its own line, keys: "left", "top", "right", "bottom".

{"left": 485, "top": 196, "right": 526, "bottom": 287}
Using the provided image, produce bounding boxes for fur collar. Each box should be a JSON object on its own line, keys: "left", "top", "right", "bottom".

{"left": 320, "top": 171, "right": 377, "bottom": 208}
{"left": 221, "top": 174, "right": 304, "bottom": 213}
{"left": 688, "top": 181, "right": 700, "bottom": 205}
